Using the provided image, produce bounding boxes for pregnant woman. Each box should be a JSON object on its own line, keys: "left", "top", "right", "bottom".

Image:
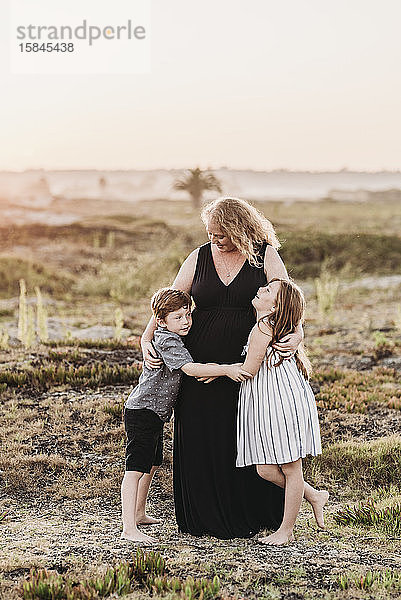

{"left": 141, "top": 197, "right": 303, "bottom": 539}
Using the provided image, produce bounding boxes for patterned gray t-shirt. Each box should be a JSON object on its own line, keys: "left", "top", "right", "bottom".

{"left": 125, "top": 327, "right": 194, "bottom": 421}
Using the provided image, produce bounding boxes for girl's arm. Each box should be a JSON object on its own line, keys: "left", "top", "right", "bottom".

{"left": 181, "top": 362, "right": 249, "bottom": 382}
{"left": 241, "top": 322, "right": 273, "bottom": 376}
{"left": 141, "top": 249, "right": 199, "bottom": 368}
{"left": 264, "top": 246, "right": 304, "bottom": 355}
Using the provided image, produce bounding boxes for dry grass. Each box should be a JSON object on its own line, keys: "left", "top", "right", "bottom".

{"left": 305, "top": 435, "right": 401, "bottom": 494}
{"left": 0, "top": 390, "right": 126, "bottom": 500}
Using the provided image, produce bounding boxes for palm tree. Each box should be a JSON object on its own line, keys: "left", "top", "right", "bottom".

{"left": 173, "top": 167, "right": 222, "bottom": 209}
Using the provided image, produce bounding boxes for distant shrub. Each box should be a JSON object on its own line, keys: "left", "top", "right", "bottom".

{"left": 0, "top": 256, "right": 74, "bottom": 297}
{"left": 314, "top": 264, "right": 339, "bottom": 319}
{"left": 279, "top": 232, "right": 401, "bottom": 278}
{"left": 75, "top": 243, "right": 187, "bottom": 302}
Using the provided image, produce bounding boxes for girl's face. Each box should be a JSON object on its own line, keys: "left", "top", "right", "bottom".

{"left": 252, "top": 281, "right": 280, "bottom": 314}
{"left": 206, "top": 219, "right": 236, "bottom": 252}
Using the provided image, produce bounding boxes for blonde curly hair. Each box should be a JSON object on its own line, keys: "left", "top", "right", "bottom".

{"left": 201, "top": 197, "right": 280, "bottom": 267}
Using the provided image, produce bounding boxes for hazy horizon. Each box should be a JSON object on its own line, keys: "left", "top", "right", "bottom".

{"left": 1, "top": 167, "right": 401, "bottom": 175}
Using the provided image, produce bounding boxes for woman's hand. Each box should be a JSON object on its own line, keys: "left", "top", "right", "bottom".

{"left": 195, "top": 375, "right": 218, "bottom": 384}
{"left": 141, "top": 340, "right": 163, "bottom": 370}
{"left": 271, "top": 323, "right": 304, "bottom": 358}
{"left": 225, "top": 364, "right": 253, "bottom": 382}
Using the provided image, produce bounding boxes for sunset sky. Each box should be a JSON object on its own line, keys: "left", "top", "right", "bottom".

{"left": 1, "top": 0, "right": 400, "bottom": 171}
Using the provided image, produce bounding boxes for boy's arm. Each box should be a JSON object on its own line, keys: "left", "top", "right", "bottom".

{"left": 181, "top": 363, "right": 228, "bottom": 377}
{"left": 181, "top": 362, "right": 250, "bottom": 382}
{"left": 241, "top": 323, "right": 273, "bottom": 376}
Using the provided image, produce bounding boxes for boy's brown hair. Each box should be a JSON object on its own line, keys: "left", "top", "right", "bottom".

{"left": 151, "top": 288, "right": 192, "bottom": 321}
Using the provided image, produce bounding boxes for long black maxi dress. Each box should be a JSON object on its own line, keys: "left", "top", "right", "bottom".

{"left": 173, "top": 242, "right": 285, "bottom": 539}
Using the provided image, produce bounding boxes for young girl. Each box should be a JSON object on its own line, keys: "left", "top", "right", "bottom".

{"left": 237, "top": 278, "right": 329, "bottom": 545}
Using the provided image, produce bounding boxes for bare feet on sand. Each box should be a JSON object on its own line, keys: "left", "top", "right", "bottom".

{"left": 136, "top": 514, "right": 161, "bottom": 526}
{"left": 310, "top": 490, "right": 329, "bottom": 529}
{"left": 121, "top": 529, "right": 157, "bottom": 544}
{"left": 259, "top": 530, "right": 295, "bottom": 546}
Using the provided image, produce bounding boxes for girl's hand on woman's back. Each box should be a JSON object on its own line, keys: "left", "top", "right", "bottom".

{"left": 141, "top": 340, "right": 163, "bottom": 370}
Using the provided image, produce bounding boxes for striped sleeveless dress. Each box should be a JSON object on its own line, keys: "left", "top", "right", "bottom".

{"left": 236, "top": 342, "right": 322, "bottom": 467}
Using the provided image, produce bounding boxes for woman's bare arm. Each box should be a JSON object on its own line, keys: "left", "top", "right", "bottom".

{"left": 172, "top": 248, "right": 199, "bottom": 293}
{"left": 264, "top": 245, "right": 304, "bottom": 355}
{"left": 264, "top": 245, "right": 288, "bottom": 282}
{"left": 141, "top": 249, "right": 199, "bottom": 367}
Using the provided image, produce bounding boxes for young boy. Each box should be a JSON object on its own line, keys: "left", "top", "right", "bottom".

{"left": 121, "top": 287, "right": 246, "bottom": 543}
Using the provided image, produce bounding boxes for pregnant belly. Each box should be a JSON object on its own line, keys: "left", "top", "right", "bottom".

{"left": 185, "top": 308, "right": 254, "bottom": 363}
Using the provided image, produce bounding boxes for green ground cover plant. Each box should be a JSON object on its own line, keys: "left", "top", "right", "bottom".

{"left": 334, "top": 498, "right": 401, "bottom": 534}
{"left": 21, "top": 550, "right": 227, "bottom": 600}
{"left": 314, "top": 367, "right": 400, "bottom": 413}
{"left": 0, "top": 363, "right": 140, "bottom": 393}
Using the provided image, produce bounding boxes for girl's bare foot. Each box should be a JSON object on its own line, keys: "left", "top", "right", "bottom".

{"left": 259, "top": 530, "right": 295, "bottom": 546}
{"left": 136, "top": 514, "right": 161, "bottom": 526}
{"left": 121, "top": 529, "right": 157, "bottom": 544}
{"left": 310, "top": 490, "right": 329, "bottom": 529}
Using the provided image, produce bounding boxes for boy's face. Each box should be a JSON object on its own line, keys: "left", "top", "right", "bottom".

{"left": 157, "top": 305, "right": 192, "bottom": 336}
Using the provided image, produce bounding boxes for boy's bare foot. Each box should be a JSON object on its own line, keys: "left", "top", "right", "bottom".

{"left": 259, "top": 530, "right": 295, "bottom": 546}
{"left": 136, "top": 514, "right": 161, "bottom": 526}
{"left": 121, "top": 529, "right": 157, "bottom": 544}
{"left": 310, "top": 490, "right": 329, "bottom": 529}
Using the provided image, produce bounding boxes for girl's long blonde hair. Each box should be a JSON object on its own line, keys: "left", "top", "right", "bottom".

{"left": 201, "top": 197, "right": 280, "bottom": 267}
{"left": 258, "top": 278, "right": 312, "bottom": 380}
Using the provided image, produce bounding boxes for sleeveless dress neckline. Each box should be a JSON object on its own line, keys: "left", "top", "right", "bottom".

{"left": 208, "top": 243, "right": 248, "bottom": 288}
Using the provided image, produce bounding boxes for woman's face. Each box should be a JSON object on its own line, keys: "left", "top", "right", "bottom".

{"left": 206, "top": 219, "right": 236, "bottom": 252}
{"left": 252, "top": 281, "right": 280, "bottom": 313}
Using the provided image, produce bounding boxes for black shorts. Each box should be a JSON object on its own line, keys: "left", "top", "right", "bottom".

{"left": 124, "top": 407, "right": 164, "bottom": 473}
